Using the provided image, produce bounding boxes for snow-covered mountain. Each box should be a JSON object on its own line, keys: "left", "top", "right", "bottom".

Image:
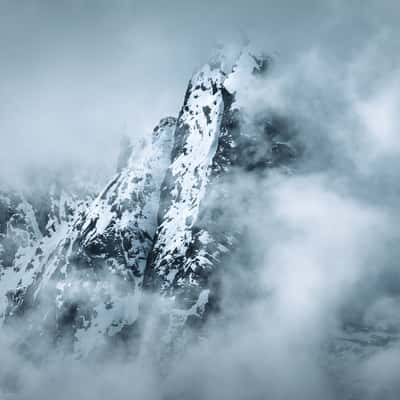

{"left": 0, "top": 49, "right": 299, "bottom": 357}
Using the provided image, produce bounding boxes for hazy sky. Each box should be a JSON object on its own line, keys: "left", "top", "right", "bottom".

{"left": 0, "top": 0, "right": 398, "bottom": 182}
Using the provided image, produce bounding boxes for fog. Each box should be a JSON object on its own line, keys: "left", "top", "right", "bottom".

{"left": 1, "top": 0, "right": 400, "bottom": 399}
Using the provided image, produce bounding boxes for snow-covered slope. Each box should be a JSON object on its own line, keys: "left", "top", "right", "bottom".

{"left": 1, "top": 117, "right": 176, "bottom": 356}
{"left": 0, "top": 183, "right": 93, "bottom": 321}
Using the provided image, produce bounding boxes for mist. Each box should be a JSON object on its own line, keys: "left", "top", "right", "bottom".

{"left": 1, "top": 0, "right": 400, "bottom": 399}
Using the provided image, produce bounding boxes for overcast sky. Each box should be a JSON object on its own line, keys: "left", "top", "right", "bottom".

{"left": 0, "top": 0, "right": 398, "bottom": 182}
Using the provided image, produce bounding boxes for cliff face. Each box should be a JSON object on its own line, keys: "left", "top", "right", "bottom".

{"left": 0, "top": 50, "right": 299, "bottom": 356}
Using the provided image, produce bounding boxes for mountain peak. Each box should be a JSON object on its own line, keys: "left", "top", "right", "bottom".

{"left": 0, "top": 48, "right": 299, "bottom": 358}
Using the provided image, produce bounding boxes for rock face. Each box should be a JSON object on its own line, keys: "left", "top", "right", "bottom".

{"left": 45, "top": 117, "right": 176, "bottom": 355}
{"left": 143, "top": 52, "right": 298, "bottom": 349}
{"left": 0, "top": 190, "right": 41, "bottom": 272}
{"left": 144, "top": 65, "right": 231, "bottom": 331}
{"left": 0, "top": 50, "right": 299, "bottom": 356}
{"left": 0, "top": 182, "right": 94, "bottom": 321}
